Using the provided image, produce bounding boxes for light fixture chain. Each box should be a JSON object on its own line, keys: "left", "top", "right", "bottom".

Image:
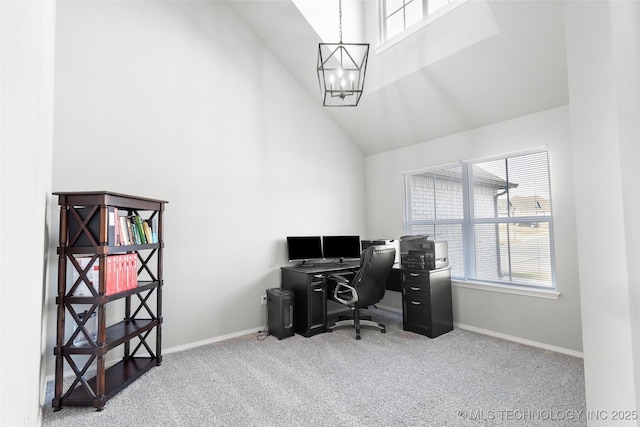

{"left": 339, "top": 0, "right": 343, "bottom": 43}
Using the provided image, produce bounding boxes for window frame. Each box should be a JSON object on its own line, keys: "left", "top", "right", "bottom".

{"left": 403, "top": 149, "right": 557, "bottom": 291}
{"left": 378, "top": 0, "right": 461, "bottom": 46}
{"left": 380, "top": 0, "right": 428, "bottom": 42}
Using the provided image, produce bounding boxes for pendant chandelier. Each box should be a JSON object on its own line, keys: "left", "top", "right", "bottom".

{"left": 317, "top": 0, "right": 369, "bottom": 107}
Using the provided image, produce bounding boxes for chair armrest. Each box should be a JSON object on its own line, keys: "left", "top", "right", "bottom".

{"left": 332, "top": 281, "right": 358, "bottom": 306}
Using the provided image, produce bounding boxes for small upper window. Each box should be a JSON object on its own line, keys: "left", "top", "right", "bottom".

{"left": 381, "top": 0, "right": 453, "bottom": 42}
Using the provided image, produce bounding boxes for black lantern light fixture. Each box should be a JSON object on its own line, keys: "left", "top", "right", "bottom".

{"left": 317, "top": 0, "right": 369, "bottom": 107}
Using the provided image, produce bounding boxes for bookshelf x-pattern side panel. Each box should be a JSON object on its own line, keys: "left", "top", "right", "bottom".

{"left": 123, "top": 204, "right": 164, "bottom": 364}
{"left": 53, "top": 197, "right": 110, "bottom": 410}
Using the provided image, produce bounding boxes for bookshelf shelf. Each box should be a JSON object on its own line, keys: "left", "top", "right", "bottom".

{"left": 58, "top": 281, "right": 161, "bottom": 305}
{"left": 52, "top": 191, "right": 167, "bottom": 412}
{"left": 57, "top": 243, "right": 161, "bottom": 256}
{"left": 55, "top": 319, "right": 160, "bottom": 356}
{"left": 58, "top": 357, "right": 157, "bottom": 408}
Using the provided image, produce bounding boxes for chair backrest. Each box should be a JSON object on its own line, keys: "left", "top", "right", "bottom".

{"left": 351, "top": 246, "right": 396, "bottom": 308}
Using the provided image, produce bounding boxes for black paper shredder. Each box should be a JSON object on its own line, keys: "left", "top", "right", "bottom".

{"left": 267, "top": 288, "right": 294, "bottom": 340}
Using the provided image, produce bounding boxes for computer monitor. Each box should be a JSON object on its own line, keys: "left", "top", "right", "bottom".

{"left": 322, "top": 235, "right": 361, "bottom": 263}
{"left": 286, "top": 236, "right": 323, "bottom": 266}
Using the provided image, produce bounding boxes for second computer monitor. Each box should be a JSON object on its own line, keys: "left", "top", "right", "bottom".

{"left": 322, "top": 235, "right": 361, "bottom": 262}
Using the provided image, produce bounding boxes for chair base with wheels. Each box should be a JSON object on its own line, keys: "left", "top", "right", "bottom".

{"left": 328, "top": 308, "right": 386, "bottom": 340}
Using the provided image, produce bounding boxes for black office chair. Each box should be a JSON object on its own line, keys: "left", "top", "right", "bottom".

{"left": 327, "top": 246, "right": 396, "bottom": 340}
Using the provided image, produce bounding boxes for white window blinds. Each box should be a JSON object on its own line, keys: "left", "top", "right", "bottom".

{"left": 404, "top": 150, "right": 555, "bottom": 289}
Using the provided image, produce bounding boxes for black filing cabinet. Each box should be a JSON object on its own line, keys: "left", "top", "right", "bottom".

{"left": 401, "top": 267, "right": 453, "bottom": 338}
{"left": 281, "top": 268, "right": 327, "bottom": 337}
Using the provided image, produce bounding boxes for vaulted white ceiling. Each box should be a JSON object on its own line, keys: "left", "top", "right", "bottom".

{"left": 229, "top": 0, "right": 569, "bottom": 155}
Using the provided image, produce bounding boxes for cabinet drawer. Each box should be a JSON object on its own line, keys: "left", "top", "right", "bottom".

{"left": 310, "top": 274, "right": 325, "bottom": 283}
{"left": 402, "top": 283, "right": 429, "bottom": 299}
{"left": 402, "top": 291, "right": 429, "bottom": 306}
{"left": 401, "top": 270, "right": 429, "bottom": 297}
{"left": 402, "top": 299, "right": 431, "bottom": 334}
{"left": 402, "top": 270, "right": 428, "bottom": 285}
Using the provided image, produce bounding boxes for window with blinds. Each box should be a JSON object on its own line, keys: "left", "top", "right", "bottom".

{"left": 404, "top": 164, "right": 465, "bottom": 277}
{"left": 404, "top": 150, "right": 556, "bottom": 289}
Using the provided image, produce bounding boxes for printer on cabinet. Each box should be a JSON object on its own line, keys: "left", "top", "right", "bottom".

{"left": 399, "top": 235, "right": 448, "bottom": 270}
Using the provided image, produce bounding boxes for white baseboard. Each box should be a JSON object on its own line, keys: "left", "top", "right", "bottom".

{"left": 454, "top": 321, "right": 583, "bottom": 358}
{"left": 376, "top": 306, "right": 582, "bottom": 358}
{"left": 164, "top": 326, "right": 264, "bottom": 355}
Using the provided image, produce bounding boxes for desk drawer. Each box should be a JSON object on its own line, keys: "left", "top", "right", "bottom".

{"left": 402, "top": 284, "right": 429, "bottom": 300}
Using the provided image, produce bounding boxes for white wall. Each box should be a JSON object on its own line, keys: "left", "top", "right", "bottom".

{"left": 366, "top": 106, "right": 583, "bottom": 354}
{"left": 1, "top": 1, "right": 55, "bottom": 425}
{"left": 611, "top": 0, "right": 640, "bottom": 415}
{"left": 564, "top": 1, "right": 639, "bottom": 421}
{"left": 47, "top": 0, "right": 365, "bottom": 377}
{"left": 363, "top": 0, "right": 500, "bottom": 94}
{"left": 294, "top": 0, "right": 365, "bottom": 43}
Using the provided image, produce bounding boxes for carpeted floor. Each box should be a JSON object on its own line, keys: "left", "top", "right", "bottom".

{"left": 42, "top": 309, "right": 586, "bottom": 426}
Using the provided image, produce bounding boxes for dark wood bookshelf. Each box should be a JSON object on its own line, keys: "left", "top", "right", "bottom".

{"left": 52, "top": 191, "right": 167, "bottom": 411}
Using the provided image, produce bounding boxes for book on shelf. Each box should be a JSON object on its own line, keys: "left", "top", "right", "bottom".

{"left": 113, "top": 207, "right": 120, "bottom": 246}
{"left": 126, "top": 218, "right": 136, "bottom": 245}
{"left": 134, "top": 215, "right": 147, "bottom": 244}
{"left": 112, "top": 212, "right": 158, "bottom": 246}
{"left": 71, "top": 254, "right": 137, "bottom": 296}
{"left": 142, "top": 220, "right": 152, "bottom": 244}
{"left": 151, "top": 217, "right": 158, "bottom": 243}
{"left": 118, "top": 216, "right": 129, "bottom": 245}
{"left": 113, "top": 253, "right": 137, "bottom": 293}
{"left": 127, "top": 253, "right": 137, "bottom": 290}
{"left": 107, "top": 256, "right": 115, "bottom": 293}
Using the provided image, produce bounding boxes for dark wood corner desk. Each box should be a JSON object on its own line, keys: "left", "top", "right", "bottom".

{"left": 280, "top": 262, "right": 453, "bottom": 339}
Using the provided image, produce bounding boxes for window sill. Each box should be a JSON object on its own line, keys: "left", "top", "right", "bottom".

{"left": 452, "top": 280, "right": 560, "bottom": 300}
